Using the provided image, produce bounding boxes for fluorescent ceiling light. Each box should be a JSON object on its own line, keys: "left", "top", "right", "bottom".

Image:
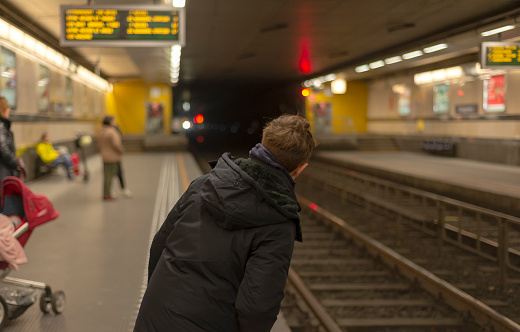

{"left": 355, "top": 64, "right": 369, "bottom": 73}
{"left": 22, "top": 34, "right": 36, "bottom": 52}
{"left": 384, "top": 56, "right": 402, "bottom": 64}
{"left": 172, "top": 0, "right": 186, "bottom": 7}
{"left": 392, "top": 84, "right": 407, "bottom": 95}
{"left": 445, "top": 66, "right": 462, "bottom": 79}
{"left": 402, "top": 50, "right": 423, "bottom": 59}
{"left": 423, "top": 43, "right": 447, "bottom": 53}
{"left": 431, "top": 69, "right": 446, "bottom": 81}
{"left": 481, "top": 25, "right": 515, "bottom": 37}
{"left": 414, "top": 66, "right": 463, "bottom": 85}
{"left": 369, "top": 60, "right": 385, "bottom": 69}
{"left": 414, "top": 72, "right": 432, "bottom": 85}
{"left": 0, "top": 19, "right": 8, "bottom": 39}
{"left": 8, "top": 26, "right": 23, "bottom": 46}
{"left": 331, "top": 79, "right": 347, "bottom": 94}
{"left": 36, "top": 42, "right": 47, "bottom": 58}
{"left": 324, "top": 73, "right": 336, "bottom": 81}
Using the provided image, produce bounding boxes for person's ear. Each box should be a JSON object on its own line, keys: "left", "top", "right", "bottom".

{"left": 290, "top": 163, "right": 308, "bottom": 179}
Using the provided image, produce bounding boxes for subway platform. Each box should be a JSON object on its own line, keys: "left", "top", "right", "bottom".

{"left": 0, "top": 152, "right": 291, "bottom": 332}
{"left": 313, "top": 150, "right": 520, "bottom": 217}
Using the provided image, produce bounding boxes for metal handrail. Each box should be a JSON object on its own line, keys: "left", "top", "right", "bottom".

{"left": 305, "top": 162, "right": 520, "bottom": 285}
{"left": 13, "top": 222, "right": 29, "bottom": 239}
{"left": 298, "top": 195, "right": 520, "bottom": 332}
{"left": 331, "top": 116, "right": 356, "bottom": 134}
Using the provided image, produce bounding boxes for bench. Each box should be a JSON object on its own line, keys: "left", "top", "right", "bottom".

{"left": 34, "top": 156, "right": 57, "bottom": 178}
{"left": 422, "top": 137, "right": 457, "bottom": 157}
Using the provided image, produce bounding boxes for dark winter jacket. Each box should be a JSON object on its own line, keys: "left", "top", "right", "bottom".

{"left": 0, "top": 117, "right": 18, "bottom": 183}
{"left": 134, "top": 151, "right": 302, "bottom": 332}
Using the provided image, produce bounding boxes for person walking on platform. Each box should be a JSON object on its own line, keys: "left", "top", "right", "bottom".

{"left": 0, "top": 97, "right": 21, "bottom": 185}
{"left": 113, "top": 124, "right": 132, "bottom": 198}
{"left": 134, "top": 115, "right": 317, "bottom": 332}
{"left": 98, "top": 116, "right": 124, "bottom": 201}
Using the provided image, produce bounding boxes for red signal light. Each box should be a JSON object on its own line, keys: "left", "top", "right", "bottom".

{"left": 193, "top": 114, "right": 204, "bottom": 124}
{"left": 299, "top": 57, "right": 311, "bottom": 74}
{"left": 196, "top": 135, "right": 204, "bottom": 143}
{"left": 301, "top": 88, "right": 310, "bottom": 97}
{"left": 299, "top": 48, "right": 311, "bottom": 74}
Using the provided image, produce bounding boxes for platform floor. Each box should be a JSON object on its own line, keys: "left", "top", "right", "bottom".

{"left": 1, "top": 152, "right": 291, "bottom": 332}
{"left": 313, "top": 150, "right": 520, "bottom": 214}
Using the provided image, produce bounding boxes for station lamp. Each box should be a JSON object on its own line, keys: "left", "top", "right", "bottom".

{"left": 331, "top": 79, "right": 347, "bottom": 94}
{"left": 182, "top": 121, "right": 191, "bottom": 129}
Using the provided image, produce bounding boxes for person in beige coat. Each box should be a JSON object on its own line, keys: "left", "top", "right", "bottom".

{"left": 98, "top": 116, "right": 124, "bottom": 200}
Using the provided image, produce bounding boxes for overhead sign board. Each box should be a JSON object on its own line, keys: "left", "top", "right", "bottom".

{"left": 481, "top": 42, "right": 520, "bottom": 69}
{"left": 60, "top": 5, "right": 185, "bottom": 47}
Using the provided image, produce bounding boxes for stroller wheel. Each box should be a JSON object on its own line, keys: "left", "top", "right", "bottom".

{"left": 0, "top": 296, "right": 8, "bottom": 328}
{"left": 51, "top": 291, "right": 66, "bottom": 314}
{"left": 39, "top": 294, "right": 51, "bottom": 314}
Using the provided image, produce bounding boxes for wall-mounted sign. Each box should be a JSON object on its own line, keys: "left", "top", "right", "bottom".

{"left": 60, "top": 5, "right": 185, "bottom": 47}
{"left": 455, "top": 104, "right": 478, "bottom": 115}
{"left": 481, "top": 42, "right": 520, "bottom": 69}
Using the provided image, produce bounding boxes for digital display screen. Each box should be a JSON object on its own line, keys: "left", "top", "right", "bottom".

{"left": 60, "top": 5, "right": 185, "bottom": 47}
{"left": 481, "top": 42, "right": 520, "bottom": 69}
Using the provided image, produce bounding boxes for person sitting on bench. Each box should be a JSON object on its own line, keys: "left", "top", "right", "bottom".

{"left": 36, "top": 133, "right": 75, "bottom": 180}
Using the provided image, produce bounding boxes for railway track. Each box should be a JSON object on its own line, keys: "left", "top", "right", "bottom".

{"left": 282, "top": 195, "right": 520, "bottom": 332}
{"left": 301, "top": 161, "right": 520, "bottom": 282}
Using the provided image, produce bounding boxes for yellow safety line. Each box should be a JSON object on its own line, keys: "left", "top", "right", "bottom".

{"left": 177, "top": 152, "right": 190, "bottom": 191}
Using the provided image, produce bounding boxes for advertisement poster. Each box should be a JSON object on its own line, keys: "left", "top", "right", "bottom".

{"left": 311, "top": 102, "right": 332, "bottom": 134}
{"left": 65, "top": 77, "right": 73, "bottom": 114}
{"left": 483, "top": 75, "right": 506, "bottom": 112}
{"left": 397, "top": 86, "right": 411, "bottom": 116}
{"left": 433, "top": 84, "right": 449, "bottom": 114}
{"left": 38, "top": 65, "right": 50, "bottom": 112}
{"left": 147, "top": 102, "right": 164, "bottom": 134}
{"left": 0, "top": 47, "right": 16, "bottom": 110}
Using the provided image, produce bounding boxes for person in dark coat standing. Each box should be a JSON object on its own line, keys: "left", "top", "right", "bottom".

{"left": 0, "top": 97, "right": 19, "bottom": 185}
{"left": 134, "top": 114, "right": 317, "bottom": 332}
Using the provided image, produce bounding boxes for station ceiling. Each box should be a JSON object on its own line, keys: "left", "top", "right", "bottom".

{"left": 2, "top": 0, "right": 520, "bottom": 85}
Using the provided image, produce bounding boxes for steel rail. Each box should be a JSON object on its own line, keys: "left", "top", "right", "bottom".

{"left": 287, "top": 267, "right": 343, "bottom": 332}
{"left": 298, "top": 195, "right": 520, "bottom": 332}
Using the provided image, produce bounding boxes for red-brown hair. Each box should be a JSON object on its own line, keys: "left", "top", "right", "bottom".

{"left": 261, "top": 115, "right": 317, "bottom": 172}
{"left": 0, "top": 97, "right": 8, "bottom": 118}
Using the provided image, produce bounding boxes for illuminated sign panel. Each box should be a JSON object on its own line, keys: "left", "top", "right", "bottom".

{"left": 60, "top": 5, "right": 185, "bottom": 47}
{"left": 481, "top": 42, "right": 520, "bottom": 69}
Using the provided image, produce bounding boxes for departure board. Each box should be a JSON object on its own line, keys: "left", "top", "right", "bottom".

{"left": 60, "top": 5, "right": 185, "bottom": 47}
{"left": 481, "top": 42, "right": 520, "bottom": 69}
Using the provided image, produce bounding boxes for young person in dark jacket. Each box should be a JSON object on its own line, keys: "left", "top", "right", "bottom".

{"left": 0, "top": 97, "right": 19, "bottom": 185}
{"left": 134, "top": 114, "right": 317, "bottom": 332}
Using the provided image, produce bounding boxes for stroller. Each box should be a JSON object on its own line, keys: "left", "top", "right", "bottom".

{"left": 74, "top": 133, "right": 93, "bottom": 183}
{"left": 0, "top": 176, "right": 65, "bottom": 328}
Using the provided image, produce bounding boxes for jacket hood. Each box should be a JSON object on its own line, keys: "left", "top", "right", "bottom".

{"left": 201, "top": 153, "right": 301, "bottom": 236}
{"left": 0, "top": 117, "right": 11, "bottom": 130}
